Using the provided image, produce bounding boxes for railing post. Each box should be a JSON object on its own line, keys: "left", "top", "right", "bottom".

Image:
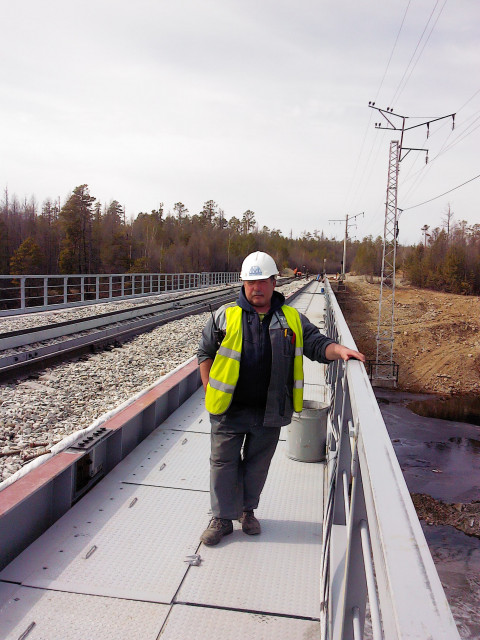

{"left": 0, "top": 271, "right": 240, "bottom": 314}
{"left": 20, "top": 277, "right": 26, "bottom": 310}
{"left": 333, "top": 374, "right": 352, "bottom": 526}
{"left": 339, "top": 436, "right": 370, "bottom": 640}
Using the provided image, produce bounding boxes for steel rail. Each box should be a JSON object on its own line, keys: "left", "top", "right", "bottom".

{"left": 0, "top": 278, "right": 301, "bottom": 382}
{"left": 0, "top": 286, "right": 242, "bottom": 350}
{"left": 0, "top": 277, "right": 293, "bottom": 350}
{"left": 0, "top": 289, "right": 239, "bottom": 381}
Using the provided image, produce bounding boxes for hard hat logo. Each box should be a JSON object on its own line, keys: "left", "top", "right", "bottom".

{"left": 248, "top": 265, "right": 263, "bottom": 276}
{"left": 240, "top": 251, "right": 279, "bottom": 280}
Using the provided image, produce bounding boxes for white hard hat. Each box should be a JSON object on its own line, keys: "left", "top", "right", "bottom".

{"left": 240, "top": 251, "right": 279, "bottom": 280}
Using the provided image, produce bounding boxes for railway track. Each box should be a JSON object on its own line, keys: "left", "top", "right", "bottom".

{"left": 0, "top": 278, "right": 296, "bottom": 382}
{"left": 0, "top": 286, "right": 242, "bottom": 381}
{"left": 0, "top": 278, "right": 304, "bottom": 482}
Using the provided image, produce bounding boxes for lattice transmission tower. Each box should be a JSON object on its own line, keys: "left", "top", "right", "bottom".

{"left": 375, "top": 140, "right": 400, "bottom": 382}
{"left": 368, "top": 103, "right": 455, "bottom": 385}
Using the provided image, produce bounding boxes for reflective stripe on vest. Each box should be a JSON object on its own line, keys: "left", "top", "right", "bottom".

{"left": 205, "top": 304, "right": 304, "bottom": 415}
{"left": 280, "top": 305, "right": 304, "bottom": 412}
{"left": 205, "top": 306, "right": 243, "bottom": 415}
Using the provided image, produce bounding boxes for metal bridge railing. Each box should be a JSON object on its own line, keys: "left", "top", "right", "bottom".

{"left": 0, "top": 272, "right": 240, "bottom": 316}
{"left": 321, "top": 278, "right": 459, "bottom": 640}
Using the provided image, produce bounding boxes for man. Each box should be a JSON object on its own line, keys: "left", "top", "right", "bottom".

{"left": 197, "top": 251, "right": 365, "bottom": 546}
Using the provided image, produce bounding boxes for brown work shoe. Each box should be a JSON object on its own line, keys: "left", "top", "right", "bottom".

{"left": 239, "top": 510, "right": 261, "bottom": 535}
{"left": 200, "top": 518, "right": 233, "bottom": 546}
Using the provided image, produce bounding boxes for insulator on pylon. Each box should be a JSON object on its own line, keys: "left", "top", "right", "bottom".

{"left": 452, "top": 114, "right": 455, "bottom": 130}
{"left": 425, "top": 153, "right": 429, "bottom": 164}
{"left": 426, "top": 123, "right": 430, "bottom": 138}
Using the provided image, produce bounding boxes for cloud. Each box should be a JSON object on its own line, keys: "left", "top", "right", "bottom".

{"left": 1, "top": 0, "right": 479, "bottom": 246}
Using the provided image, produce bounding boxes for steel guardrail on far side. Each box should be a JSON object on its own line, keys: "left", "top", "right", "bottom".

{"left": 320, "top": 277, "right": 459, "bottom": 639}
{"left": 0, "top": 272, "right": 241, "bottom": 316}
{"left": 0, "top": 288, "right": 244, "bottom": 381}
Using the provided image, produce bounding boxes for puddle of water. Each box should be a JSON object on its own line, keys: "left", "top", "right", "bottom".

{"left": 422, "top": 523, "right": 480, "bottom": 639}
{"left": 378, "top": 390, "right": 480, "bottom": 637}
{"left": 391, "top": 435, "right": 480, "bottom": 502}
{"left": 408, "top": 395, "right": 480, "bottom": 427}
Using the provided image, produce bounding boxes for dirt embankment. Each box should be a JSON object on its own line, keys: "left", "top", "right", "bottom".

{"left": 337, "top": 275, "right": 480, "bottom": 395}
{"left": 337, "top": 276, "right": 480, "bottom": 538}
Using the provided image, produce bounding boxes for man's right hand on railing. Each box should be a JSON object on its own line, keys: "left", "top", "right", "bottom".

{"left": 325, "top": 343, "right": 366, "bottom": 363}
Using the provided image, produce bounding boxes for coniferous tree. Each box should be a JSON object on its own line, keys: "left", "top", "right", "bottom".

{"left": 241, "top": 210, "right": 256, "bottom": 235}
{"left": 58, "top": 185, "right": 95, "bottom": 273}
{"left": 10, "top": 237, "right": 45, "bottom": 274}
{"left": 200, "top": 200, "right": 217, "bottom": 225}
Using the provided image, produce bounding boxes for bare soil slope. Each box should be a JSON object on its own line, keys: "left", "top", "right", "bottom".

{"left": 337, "top": 276, "right": 480, "bottom": 395}
{"left": 337, "top": 275, "right": 480, "bottom": 538}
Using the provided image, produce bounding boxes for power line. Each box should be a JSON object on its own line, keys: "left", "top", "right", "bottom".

{"left": 391, "top": 0, "right": 447, "bottom": 106}
{"left": 401, "top": 110, "right": 480, "bottom": 201}
{"left": 375, "top": 0, "right": 411, "bottom": 103}
{"left": 457, "top": 87, "right": 480, "bottom": 112}
{"left": 432, "top": 115, "right": 480, "bottom": 158}
{"left": 344, "top": 2, "right": 411, "bottom": 213}
{"left": 389, "top": 0, "right": 444, "bottom": 107}
{"left": 402, "top": 172, "right": 480, "bottom": 210}
{"left": 398, "top": 91, "right": 480, "bottom": 199}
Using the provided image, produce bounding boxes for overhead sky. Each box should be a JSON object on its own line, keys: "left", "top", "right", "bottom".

{"left": 1, "top": 0, "right": 479, "bottom": 246}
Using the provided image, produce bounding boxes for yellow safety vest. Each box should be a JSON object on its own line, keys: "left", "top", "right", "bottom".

{"left": 205, "top": 304, "right": 304, "bottom": 415}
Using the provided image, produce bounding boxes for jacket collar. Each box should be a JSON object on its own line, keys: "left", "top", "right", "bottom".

{"left": 237, "top": 286, "right": 285, "bottom": 315}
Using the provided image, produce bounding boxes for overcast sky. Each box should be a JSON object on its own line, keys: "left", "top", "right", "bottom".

{"left": 1, "top": 0, "right": 479, "bottom": 246}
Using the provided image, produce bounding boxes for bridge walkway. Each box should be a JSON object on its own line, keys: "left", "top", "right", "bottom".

{"left": 0, "top": 282, "right": 328, "bottom": 639}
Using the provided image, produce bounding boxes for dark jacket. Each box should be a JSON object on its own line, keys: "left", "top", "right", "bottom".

{"left": 197, "top": 287, "right": 335, "bottom": 427}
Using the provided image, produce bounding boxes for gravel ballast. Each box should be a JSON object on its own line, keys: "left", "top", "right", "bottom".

{"left": 0, "top": 281, "right": 307, "bottom": 481}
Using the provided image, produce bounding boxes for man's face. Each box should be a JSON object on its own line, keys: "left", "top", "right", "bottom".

{"left": 243, "top": 277, "right": 276, "bottom": 312}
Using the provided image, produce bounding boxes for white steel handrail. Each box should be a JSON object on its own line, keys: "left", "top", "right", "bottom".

{"left": 321, "top": 277, "right": 459, "bottom": 640}
{"left": 0, "top": 272, "right": 240, "bottom": 316}
{"left": 359, "top": 520, "right": 382, "bottom": 640}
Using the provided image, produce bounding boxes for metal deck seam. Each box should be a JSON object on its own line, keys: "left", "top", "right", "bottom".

{"left": 171, "top": 600, "right": 321, "bottom": 622}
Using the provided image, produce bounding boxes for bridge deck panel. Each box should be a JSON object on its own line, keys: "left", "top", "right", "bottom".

{"left": 0, "top": 281, "right": 328, "bottom": 638}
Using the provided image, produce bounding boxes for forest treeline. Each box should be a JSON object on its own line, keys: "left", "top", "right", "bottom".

{"left": 1, "top": 184, "right": 479, "bottom": 295}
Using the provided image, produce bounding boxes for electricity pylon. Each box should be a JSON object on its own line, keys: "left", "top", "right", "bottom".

{"left": 368, "top": 103, "right": 455, "bottom": 385}
{"left": 328, "top": 212, "right": 364, "bottom": 280}
{"left": 375, "top": 140, "right": 400, "bottom": 381}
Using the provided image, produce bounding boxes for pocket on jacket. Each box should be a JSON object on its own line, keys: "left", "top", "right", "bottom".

{"left": 281, "top": 329, "right": 296, "bottom": 357}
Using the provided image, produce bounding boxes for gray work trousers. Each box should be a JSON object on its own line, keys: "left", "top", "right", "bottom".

{"left": 209, "top": 405, "right": 281, "bottom": 520}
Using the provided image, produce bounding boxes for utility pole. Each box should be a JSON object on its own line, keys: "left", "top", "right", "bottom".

{"left": 421, "top": 224, "right": 430, "bottom": 248}
{"left": 368, "top": 102, "right": 455, "bottom": 386}
{"left": 329, "top": 212, "right": 364, "bottom": 280}
{"left": 442, "top": 204, "right": 454, "bottom": 245}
